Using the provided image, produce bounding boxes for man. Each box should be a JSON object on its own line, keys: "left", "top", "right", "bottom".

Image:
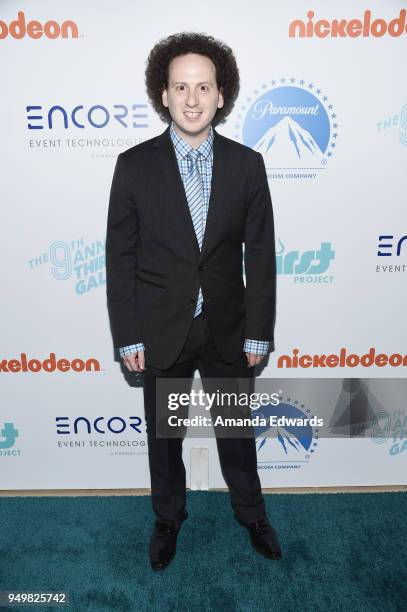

{"left": 105, "top": 32, "right": 280, "bottom": 570}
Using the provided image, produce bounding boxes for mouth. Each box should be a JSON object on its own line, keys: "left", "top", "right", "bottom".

{"left": 183, "top": 111, "right": 202, "bottom": 120}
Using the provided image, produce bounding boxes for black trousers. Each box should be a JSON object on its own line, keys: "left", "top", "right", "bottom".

{"left": 142, "top": 311, "right": 267, "bottom": 525}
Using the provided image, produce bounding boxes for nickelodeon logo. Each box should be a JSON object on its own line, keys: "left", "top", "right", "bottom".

{"left": 0, "top": 353, "right": 100, "bottom": 373}
{"left": 278, "top": 348, "right": 407, "bottom": 368}
{"left": 0, "top": 11, "right": 79, "bottom": 39}
{"left": 289, "top": 9, "right": 407, "bottom": 38}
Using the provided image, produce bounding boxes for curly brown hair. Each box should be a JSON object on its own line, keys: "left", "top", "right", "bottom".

{"left": 145, "top": 32, "right": 240, "bottom": 127}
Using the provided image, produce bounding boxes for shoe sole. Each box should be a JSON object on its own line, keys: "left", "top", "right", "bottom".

{"left": 149, "top": 540, "right": 177, "bottom": 571}
{"left": 250, "top": 538, "right": 282, "bottom": 561}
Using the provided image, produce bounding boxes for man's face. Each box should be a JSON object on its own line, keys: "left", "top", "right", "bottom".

{"left": 162, "top": 53, "right": 224, "bottom": 143}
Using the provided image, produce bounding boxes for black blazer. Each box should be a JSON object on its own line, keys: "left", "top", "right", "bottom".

{"left": 105, "top": 124, "right": 276, "bottom": 369}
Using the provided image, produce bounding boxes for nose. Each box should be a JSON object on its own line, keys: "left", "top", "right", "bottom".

{"left": 186, "top": 89, "right": 199, "bottom": 107}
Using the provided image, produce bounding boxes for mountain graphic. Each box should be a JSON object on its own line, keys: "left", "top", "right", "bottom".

{"left": 253, "top": 116, "right": 324, "bottom": 166}
{"left": 257, "top": 426, "right": 307, "bottom": 460}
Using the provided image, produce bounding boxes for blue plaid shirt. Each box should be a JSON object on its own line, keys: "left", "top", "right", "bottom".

{"left": 119, "top": 122, "right": 270, "bottom": 359}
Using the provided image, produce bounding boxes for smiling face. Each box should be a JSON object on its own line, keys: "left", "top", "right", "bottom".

{"left": 162, "top": 53, "right": 224, "bottom": 147}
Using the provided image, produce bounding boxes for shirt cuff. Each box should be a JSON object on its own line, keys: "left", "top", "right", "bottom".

{"left": 119, "top": 343, "right": 145, "bottom": 358}
{"left": 243, "top": 339, "right": 270, "bottom": 355}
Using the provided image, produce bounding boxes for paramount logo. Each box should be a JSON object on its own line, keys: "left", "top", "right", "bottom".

{"left": 289, "top": 9, "right": 407, "bottom": 38}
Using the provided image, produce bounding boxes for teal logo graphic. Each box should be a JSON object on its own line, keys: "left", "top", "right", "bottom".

{"left": 242, "top": 240, "right": 335, "bottom": 284}
{"left": 277, "top": 240, "right": 334, "bottom": 274}
{"left": 236, "top": 78, "right": 338, "bottom": 179}
{"left": 0, "top": 422, "right": 19, "bottom": 455}
{"left": 277, "top": 239, "right": 335, "bottom": 284}
{"left": 371, "top": 410, "right": 407, "bottom": 457}
{"left": 376, "top": 103, "right": 407, "bottom": 146}
{"left": 328, "top": 379, "right": 407, "bottom": 458}
{"left": 28, "top": 236, "right": 105, "bottom": 295}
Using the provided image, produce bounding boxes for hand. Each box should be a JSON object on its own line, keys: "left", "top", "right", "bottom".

{"left": 245, "top": 352, "right": 265, "bottom": 367}
{"left": 122, "top": 350, "right": 145, "bottom": 372}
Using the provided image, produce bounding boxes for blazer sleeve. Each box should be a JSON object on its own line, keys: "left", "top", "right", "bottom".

{"left": 105, "top": 153, "right": 142, "bottom": 348}
{"left": 243, "top": 152, "right": 276, "bottom": 350}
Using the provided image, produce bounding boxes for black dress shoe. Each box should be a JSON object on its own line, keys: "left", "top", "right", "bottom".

{"left": 235, "top": 515, "right": 282, "bottom": 560}
{"left": 149, "top": 512, "right": 188, "bottom": 571}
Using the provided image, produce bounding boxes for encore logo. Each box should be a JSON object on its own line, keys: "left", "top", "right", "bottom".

{"left": 0, "top": 353, "right": 100, "bottom": 373}
{"left": 289, "top": 9, "right": 407, "bottom": 38}
{"left": 0, "top": 11, "right": 79, "bottom": 39}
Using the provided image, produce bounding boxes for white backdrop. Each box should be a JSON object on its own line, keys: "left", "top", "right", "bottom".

{"left": 1, "top": 0, "right": 406, "bottom": 489}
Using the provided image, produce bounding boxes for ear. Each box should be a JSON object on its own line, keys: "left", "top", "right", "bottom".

{"left": 218, "top": 86, "right": 224, "bottom": 109}
{"left": 162, "top": 88, "right": 168, "bottom": 108}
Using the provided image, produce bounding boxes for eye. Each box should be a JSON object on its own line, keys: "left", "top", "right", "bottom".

{"left": 200, "top": 85, "right": 209, "bottom": 91}
{"left": 175, "top": 84, "right": 185, "bottom": 91}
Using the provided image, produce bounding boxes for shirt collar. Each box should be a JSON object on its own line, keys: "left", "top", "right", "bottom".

{"left": 170, "top": 121, "right": 213, "bottom": 161}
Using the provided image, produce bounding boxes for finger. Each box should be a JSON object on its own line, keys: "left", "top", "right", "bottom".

{"left": 133, "top": 354, "right": 144, "bottom": 372}
{"left": 123, "top": 354, "right": 138, "bottom": 372}
{"left": 138, "top": 351, "right": 145, "bottom": 371}
{"left": 245, "top": 353, "right": 255, "bottom": 367}
{"left": 132, "top": 355, "right": 142, "bottom": 372}
{"left": 124, "top": 356, "right": 136, "bottom": 372}
{"left": 122, "top": 357, "right": 132, "bottom": 371}
{"left": 124, "top": 351, "right": 146, "bottom": 372}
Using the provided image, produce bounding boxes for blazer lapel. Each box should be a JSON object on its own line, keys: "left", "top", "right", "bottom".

{"left": 200, "top": 127, "right": 230, "bottom": 257}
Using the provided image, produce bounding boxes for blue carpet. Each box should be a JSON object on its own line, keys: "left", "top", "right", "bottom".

{"left": 0, "top": 491, "right": 406, "bottom": 611}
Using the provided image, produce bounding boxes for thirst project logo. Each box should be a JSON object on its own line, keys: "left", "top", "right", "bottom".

{"left": 0, "top": 422, "right": 20, "bottom": 456}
